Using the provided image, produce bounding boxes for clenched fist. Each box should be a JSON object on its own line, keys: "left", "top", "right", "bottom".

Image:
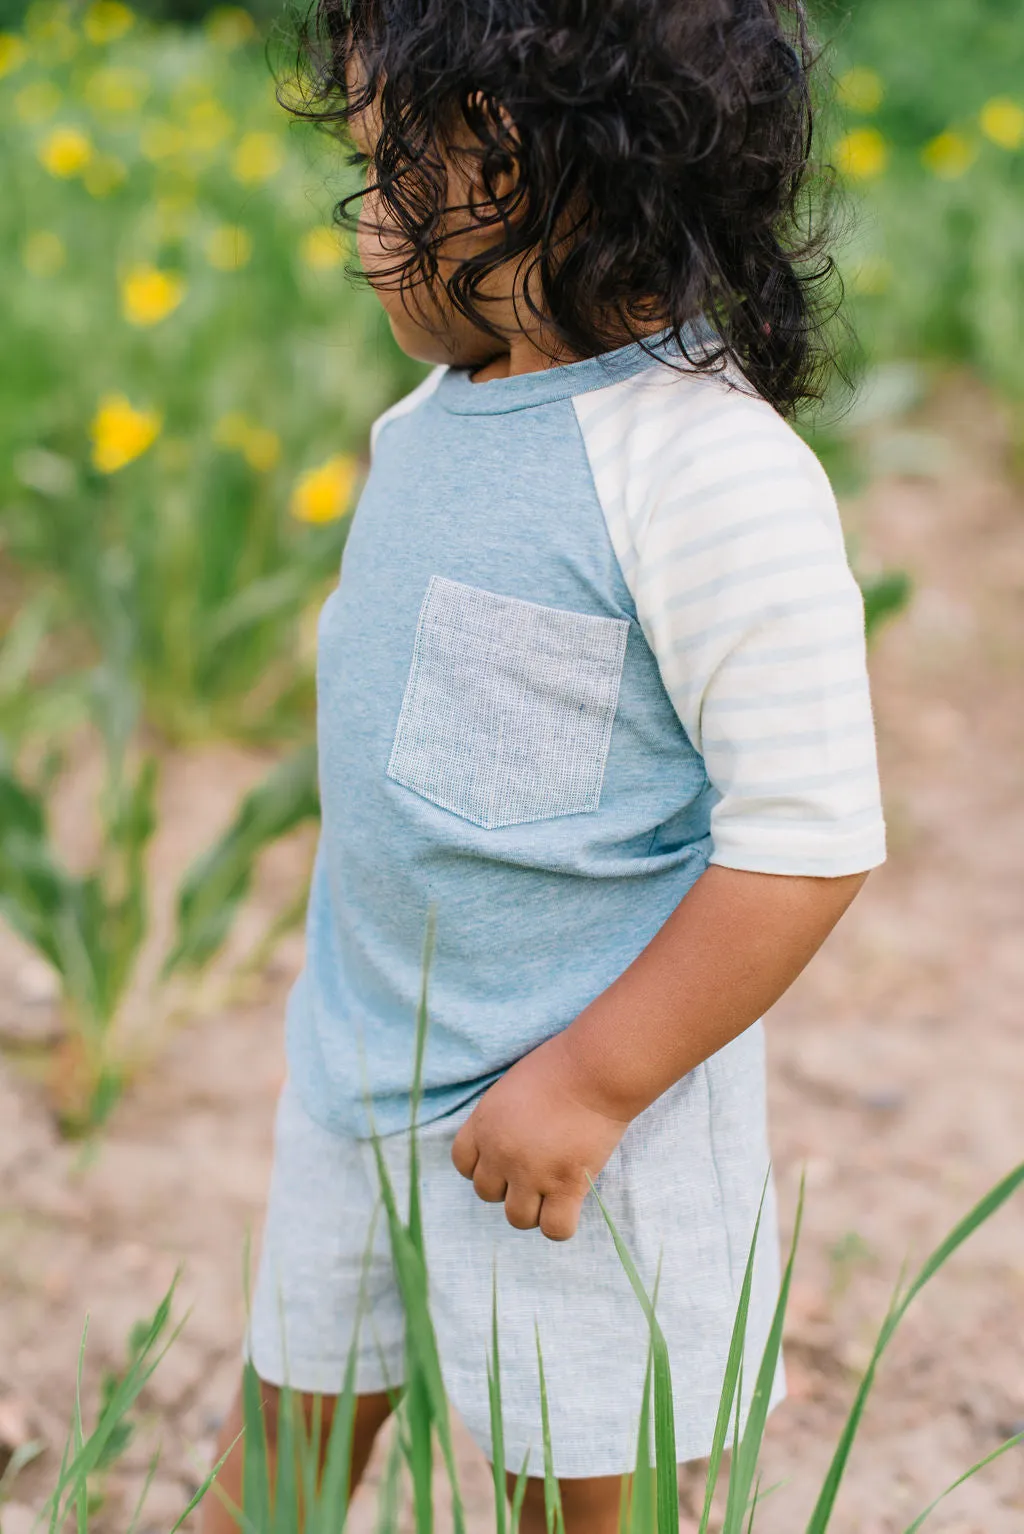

{"left": 451, "top": 1031, "right": 630, "bottom": 1241}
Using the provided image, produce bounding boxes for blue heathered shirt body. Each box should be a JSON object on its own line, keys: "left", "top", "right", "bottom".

{"left": 287, "top": 348, "right": 716, "bottom": 1138}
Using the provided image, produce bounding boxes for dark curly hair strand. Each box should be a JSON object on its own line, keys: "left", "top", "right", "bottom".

{"left": 286, "top": 0, "right": 843, "bottom": 417}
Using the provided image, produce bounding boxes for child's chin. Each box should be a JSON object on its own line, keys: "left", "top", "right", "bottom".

{"left": 387, "top": 310, "right": 501, "bottom": 371}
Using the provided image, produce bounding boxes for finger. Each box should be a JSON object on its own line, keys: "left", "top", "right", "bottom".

{"left": 538, "top": 1194, "right": 582, "bottom": 1243}
{"left": 472, "top": 1162, "right": 510, "bottom": 1204}
{"left": 451, "top": 1122, "right": 479, "bottom": 1181}
{"left": 503, "top": 1186, "right": 543, "bottom": 1231}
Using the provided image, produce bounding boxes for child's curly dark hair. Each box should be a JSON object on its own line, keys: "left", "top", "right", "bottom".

{"left": 288, "top": 0, "right": 842, "bottom": 417}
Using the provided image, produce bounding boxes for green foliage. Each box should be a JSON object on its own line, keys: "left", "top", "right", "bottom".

{"left": 0, "top": 5, "right": 419, "bottom": 743}
{"left": 165, "top": 741, "right": 318, "bottom": 975}
{"left": 0, "top": 689, "right": 157, "bottom": 1132}
{"left": 39, "top": 1147, "right": 1024, "bottom": 1530}
{"left": 817, "top": 0, "right": 1024, "bottom": 401}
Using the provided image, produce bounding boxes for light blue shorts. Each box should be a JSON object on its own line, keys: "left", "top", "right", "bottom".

{"left": 248, "top": 1030, "right": 784, "bottom": 1479}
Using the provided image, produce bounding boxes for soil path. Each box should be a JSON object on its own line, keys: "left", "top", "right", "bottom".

{"left": 1, "top": 383, "right": 1022, "bottom": 1533}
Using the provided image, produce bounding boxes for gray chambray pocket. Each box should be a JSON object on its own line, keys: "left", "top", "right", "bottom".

{"left": 386, "top": 575, "right": 629, "bottom": 829}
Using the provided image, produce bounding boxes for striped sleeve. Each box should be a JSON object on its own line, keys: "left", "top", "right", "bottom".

{"left": 573, "top": 366, "right": 886, "bottom": 877}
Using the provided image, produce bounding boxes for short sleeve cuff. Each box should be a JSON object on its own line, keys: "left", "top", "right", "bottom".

{"left": 709, "top": 822, "right": 887, "bottom": 878}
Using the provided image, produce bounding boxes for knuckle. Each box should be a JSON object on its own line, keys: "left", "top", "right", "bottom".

{"left": 539, "top": 1205, "right": 578, "bottom": 1242}
{"left": 505, "top": 1202, "right": 539, "bottom": 1231}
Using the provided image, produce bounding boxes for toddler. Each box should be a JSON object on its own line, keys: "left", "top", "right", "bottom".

{"left": 205, "top": 1, "right": 885, "bottom": 1529}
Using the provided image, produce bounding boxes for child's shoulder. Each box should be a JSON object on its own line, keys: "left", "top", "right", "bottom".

{"left": 370, "top": 366, "right": 447, "bottom": 457}
{"left": 572, "top": 360, "right": 837, "bottom": 549}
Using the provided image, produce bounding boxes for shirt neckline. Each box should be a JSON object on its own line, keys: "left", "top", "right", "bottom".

{"left": 436, "top": 326, "right": 688, "bottom": 415}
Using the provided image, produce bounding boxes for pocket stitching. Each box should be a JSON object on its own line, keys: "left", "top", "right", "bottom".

{"left": 387, "top": 576, "right": 629, "bottom": 829}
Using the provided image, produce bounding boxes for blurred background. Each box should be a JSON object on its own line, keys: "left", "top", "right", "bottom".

{"left": 0, "top": 0, "right": 1022, "bottom": 1530}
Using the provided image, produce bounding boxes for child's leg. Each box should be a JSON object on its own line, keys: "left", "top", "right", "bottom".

{"left": 200, "top": 1380, "right": 393, "bottom": 1533}
{"left": 509, "top": 1472, "right": 625, "bottom": 1534}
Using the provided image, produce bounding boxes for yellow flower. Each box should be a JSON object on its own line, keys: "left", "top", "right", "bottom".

{"left": 300, "top": 225, "right": 346, "bottom": 271}
{"left": 213, "top": 412, "right": 281, "bottom": 472}
{"left": 39, "top": 125, "right": 93, "bottom": 177}
{"left": 0, "top": 32, "right": 29, "bottom": 76}
{"left": 120, "top": 265, "right": 186, "bottom": 327}
{"left": 23, "top": 229, "right": 66, "bottom": 276}
{"left": 232, "top": 130, "right": 284, "bottom": 184}
{"left": 921, "top": 130, "right": 977, "bottom": 180}
{"left": 182, "top": 96, "right": 233, "bottom": 153}
{"left": 204, "top": 5, "right": 257, "bottom": 47}
{"left": 836, "top": 67, "right": 883, "bottom": 115}
{"left": 84, "top": 65, "right": 148, "bottom": 116}
{"left": 83, "top": 152, "right": 126, "bottom": 196}
{"left": 15, "top": 80, "right": 62, "bottom": 121}
{"left": 83, "top": 0, "right": 134, "bottom": 45}
{"left": 980, "top": 97, "right": 1024, "bottom": 152}
{"left": 289, "top": 455, "right": 359, "bottom": 523}
{"left": 91, "top": 394, "right": 162, "bottom": 474}
{"left": 140, "top": 117, "right": 187, "bottom": 161}
{"left": 834, "top": 127, "right": 888, "bottom": 181}
{"left": 205, "top": 224, "right": 253, "bottom": 271}
{"left": 849, "top": 254, "right": 894, "bottom": 297}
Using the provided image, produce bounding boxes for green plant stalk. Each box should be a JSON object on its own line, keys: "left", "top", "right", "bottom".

{"left": 722, "top": 1176, "right": 805, "bottom": 1533}
{"left": 588, "top": 1180, "right": 678, "bottom": 1534}
{"left": 805, "top": 1159, "right": 1024, "bottom": 1532}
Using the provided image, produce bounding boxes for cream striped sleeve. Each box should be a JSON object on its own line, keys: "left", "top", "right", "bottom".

{"left": 573, "top": 365, "right": 886, "bottom": 877}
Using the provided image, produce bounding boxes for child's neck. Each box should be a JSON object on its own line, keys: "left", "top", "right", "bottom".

{"left": 470, "top": 317, "right": 667, "bottom": 385}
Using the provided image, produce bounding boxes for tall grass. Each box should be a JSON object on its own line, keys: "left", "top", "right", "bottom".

{"left": 36, "top": 1127, "right": 1024, "bottom": 1530}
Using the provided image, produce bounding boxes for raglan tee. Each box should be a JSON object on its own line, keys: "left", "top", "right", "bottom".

{"left": 287, "top": 336, "right": 885, "bottom": 1139}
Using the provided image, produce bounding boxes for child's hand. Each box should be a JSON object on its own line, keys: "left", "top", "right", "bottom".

{"left": 450, "top": 1033, "right": 630, "bottom": 1241}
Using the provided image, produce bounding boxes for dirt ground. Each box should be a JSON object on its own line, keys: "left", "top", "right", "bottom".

{"left": 1, "top": 380, "right": 1022, "bottom": 1533}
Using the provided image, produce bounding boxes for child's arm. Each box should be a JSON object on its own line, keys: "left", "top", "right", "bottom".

{"left": 452, "top": 863, "right": 865, "bottom": 1240}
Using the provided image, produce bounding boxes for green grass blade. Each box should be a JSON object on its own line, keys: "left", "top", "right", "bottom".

{"left": 619, "top": 1473, "right": 632, "bottom": 1534}
{"left": 406, "top": 908, "right": 436, "bottom": 1252}
{"left": 534, "top": 1325, "right": 565, "bottom": 1534}
{"left": 510, "top": 1450, "right": 532, "bottom": 1534}
{"left": 724, "top": 1176, "right": 804, "bottom": 1533}
{"left": 169, "top": 1437, "right": 243, "bottom": 1534}
{"left": 45, "top": 1287, "right": 183, "bottom": 1523}
{"left": 48, "top": 1428, "right": 71, "bottom": 1534}
{"left": 698, "top": 1179, "right": 769, "bottom": 1534}
{"left": 589, "top": 1180, "right": 678, "bottom": 1534}
{"left": 374, "top": 1424, "right": 404, "bottom": 1534}
{"left": 241, "top": 1357, "right": 272, "bottom": 1529}
{"left": 401, "top": 916, "right": 437, "bottom": 1533}
{"left": 301, "top": 1394, "right": 324, "bottom": 1529}
{"left": 900, "top": 1430, "right": 1024, "bottom": 1534}
{"left": 404, "top": 1371, "right": 434, "bottom": 1534}
{"left": 270, "top": 1386, "right": 298, "bottom": 1534}
{"left": 806, "top": 1161, "right": 1024, "bottom": 1533}
{"left": 489, "top": 1270, "right": 507, "bottom": 1534}
{"left": 312, "top": 1343, "right": 360, "bottom": 1534}
{"left": 744, "top": 1474, "right": 761, "bottom": 1534}
{"left": 628, "top": 1349, "right": 655, "bottom": 1534}
{"left": 165, "top": 743, "right": 319, "bottom": 976}
{"left": 73, "top": 1322, "right": 87, "bottom": 1534}
{"left": 720, "top": 1354, "right": 744, "bottom": 1534}
{"left": 368, "top": 1132, "right": 466, "bottom": 1534}
{"left": 124, "top": 1447, "right": 162, "bottom": 1534}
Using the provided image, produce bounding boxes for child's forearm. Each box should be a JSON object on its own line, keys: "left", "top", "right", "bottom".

{"left": 452, "top": 863, "right": 868, "bottom": 1240}
{"left": 560, "top": 864, "right": 868, "bottom": 1121}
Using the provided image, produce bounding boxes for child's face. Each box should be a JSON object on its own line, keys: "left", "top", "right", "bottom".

{"left": 348, "top": 90, "right": 510, "bottom": 370}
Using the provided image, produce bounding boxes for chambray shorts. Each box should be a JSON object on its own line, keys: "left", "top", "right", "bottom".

{"left": 248, "top": 1033, "right": 785, "bottom": 1479}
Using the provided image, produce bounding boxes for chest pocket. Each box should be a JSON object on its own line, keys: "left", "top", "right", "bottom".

{"left": 387, "top": 576, "right": 630, "bottom": 830}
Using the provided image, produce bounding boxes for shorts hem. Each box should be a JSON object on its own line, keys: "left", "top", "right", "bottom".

{"left": 461, "top": 1382, "right": 788, "bottom": 1480}
{"left": 244, "top": 1336, "right": 405, "bottom": 1400}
